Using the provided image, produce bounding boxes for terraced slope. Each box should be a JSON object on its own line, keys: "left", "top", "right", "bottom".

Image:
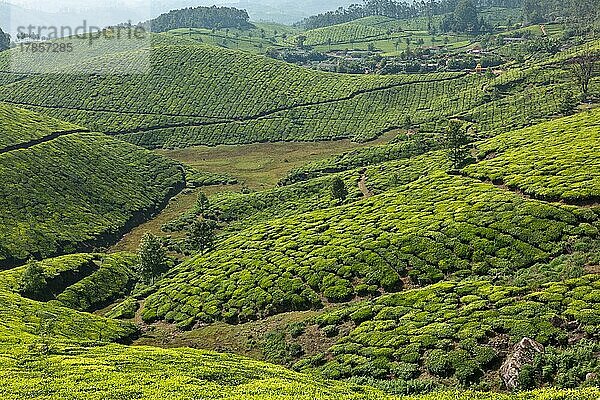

{"left": 464, "top": 108, "right": 600, "bottom": 204}
{"left": 0, "top": 254, "right": 138, "bottom": 342}
{"left": 298, "top": 17, "right": 400, "bottom": 46}
{"left": 1, "top": 252, "right": 599, "bottom": 399}
{"left": 142, "top": 171, "right": 599, "bottom": 328}
{"left": 0, "top": 107, "right": 185, "bottom": 267}
{"left": 0, "top": 40, "right": 582, "bottom": 148}
{"left": 298, "top": 275, "right": 600, "bottom": 387}
{"left": 0, "top": 254, "right": 388, "bottom": 400}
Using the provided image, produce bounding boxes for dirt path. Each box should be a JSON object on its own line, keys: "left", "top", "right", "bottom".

{"left": 358, "top": 169, "right": 373, "bottom": 198}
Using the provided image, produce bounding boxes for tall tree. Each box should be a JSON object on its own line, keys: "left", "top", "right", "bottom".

{"left": 0, "top": 27, "right": 10, "bottom": 52}
{"left": 454, "top": 0, "right": 479, "bottom": 33}
{"left": 137, "top": 233, "right": 167, "bottom": 284}
{"left": 331, "top": 177, "right": 348, "bottom": 204}
{"left": 187, "top": 219, "right": 216, "bottom": 254}
{"left": 566, "top": 49, "right": 599, "bottom": 100}
{"left": 195, "top": 192, "right": 210, "bottom": 215}
{"left": 443, "top": 120, "right": 470, "bottom": 169}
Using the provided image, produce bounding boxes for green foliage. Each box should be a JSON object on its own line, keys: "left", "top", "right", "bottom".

{"left": 187, "top": 219, "right": 217, "bottom": 253}
{"left": 281, "top": 136, "right": 436, "bottom": 185}
{"left": 0, "top": 40, "right": 582, "bottom": 149}
{"left": 0, "top": 342, "right": 388, "bottom": 399}
{"left": 0, "top": 130, "right": 184, "bottom": 266}
{"left": 426, "top": 349, "right": 451, "bottom": 376}
{"left": 56, "top": 253, "right": 138, "bottom": 312}
{"left": 0, "top": 103, "right": 81, "bottom": 150}
{"left": 464, "top": 108, "right": 600, "bottom": 203}
{"left": 306, "top": 274, "right": 600, "bottom": 386}
{"left": 558, "top": 91, "right": 578, "bottom": 115}
{"left": 143, "top": 171, "right": 596, "bottom": 327}
{"left": 19, "top": 260, "right": 46, "bottom": 299}
{"left": 144, "top": 6, "right": 253, "bottom": 33}
{"left": 331, "top": 176, "right": 348, "bottom": 203}
{"left": 443, "top": 120, "right": 470, "bottom": 169}
{"left": 185, "top": 165, "right": 238, "bottom": 188}
{"left": 262, "top": 329, "right": 303, "bottom": 365}
{"left": 295, "top": 17, "right": 401, "bottom": 47}
{"left": 138, "top": 233, "right": 168, "bottom": 284}
{"left": 196, "top": 191, "right": 210, "bottom": 215}
{"left": 105, "top": 297, "right": 138, "bottom": 319}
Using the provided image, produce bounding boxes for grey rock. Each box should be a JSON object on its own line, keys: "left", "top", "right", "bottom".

{"left": 500, "top": 337, "right": 544, "bottom": 391}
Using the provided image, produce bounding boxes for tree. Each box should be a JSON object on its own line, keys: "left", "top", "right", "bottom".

{"left": 195, "top": 191, "right": 210, "bottom": 215}
{"left": 454, "top": 0, "right": 479, "bottom": 33}
{"left": 0, "top": 28, "right": 9, "bottom": 52}
{"left": 443, "top": 120, "right": 470, "bottom": 169}
{"left": 558, "top": 90, "right": 578, "bottom": 115}
{"left": 296, "top": 35, "right": 307, "bottom": 49}
{"left": 331, "top": 177, "right": 348, "bottom": 203}
{"left": 188, "top": 219, "right": 216, "bottom": 253}
{"left": 20, "top": 259, "right": 46, "bottom": 298}
{"left": 566, "top": 49, "right": 598, "bottom": 100}
{"left": 137, "top": 233, "right": 167, "bottom": 284}
{"left": 403, "top": 115, "right": 413, "bottom": 130}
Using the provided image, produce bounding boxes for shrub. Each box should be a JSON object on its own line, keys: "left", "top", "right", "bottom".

{"left": 425, "top": 349, "right": 451, "bottom": 376}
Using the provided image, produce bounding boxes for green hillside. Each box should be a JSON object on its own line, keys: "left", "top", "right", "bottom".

{"left": 0, "top": 257, "right": 598, "bottom": 400}
{"left": 0, "top": 4, "right": 598, "bottom": 399}
{"left": 142, "top": 170, "right": 598, "bottom": 327}
{"left": 0, "top": 102, "right": 83, "bottom": 150}
{"left": 299, "top": 17, "right": 397, "bottom": 46}
{"left": 464, "top": 108, "right": 600, "bottom": 203}
{"left": 0, "top": 39, "right": 588, "bottom": 149}
{"left": 0, "top": 105, "right": 185, "bottom": 267}
{"left": 300, "top": 275, "right": 600, "bottom": 387}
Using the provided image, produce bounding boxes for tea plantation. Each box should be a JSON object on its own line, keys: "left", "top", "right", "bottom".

{"left": 0, "top": 38, "right": 586, "bottom": 148}
{"left": 0, "top": 102, "right": 83, "bottom": 150}
{"left": 0, "top": 6, "right": 598, "bottom": 399}
{"left": 142, "top": 171, "right": 599, "bottom": 328}
{"left": 464, "top": 108, "right": 600, "bottom": 204}
{"left": 0, "top": 110, "right": 186, "bottom": 267}
{"left": 297, "top": 275, "right": 600, "bottom": 387}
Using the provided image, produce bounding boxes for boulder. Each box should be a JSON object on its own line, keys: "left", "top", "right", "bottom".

{"left": 500, "top": 337, "right": 544, "bottom": 391}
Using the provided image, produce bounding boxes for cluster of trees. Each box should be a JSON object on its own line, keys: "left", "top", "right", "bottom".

{"left": 136, "top": 194, "right": 217, "bottom": 283}
{"left": 144, "top": 6, "right": 254, "bottom": 33}
{"left": 298, "top": 0, "right": 521, "bottom": 30}
{"left": 523, "top": 0, "right": 599, "bottom": 25}
{"left": 440, "top": 0, "right": 492, "bottom": 33}
{"left": 0, "top": 27, "right": 10, "bottom": 51}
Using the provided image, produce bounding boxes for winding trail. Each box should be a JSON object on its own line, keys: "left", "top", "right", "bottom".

{"left": 358, "top": 169, "right": 374, "bottom": 198}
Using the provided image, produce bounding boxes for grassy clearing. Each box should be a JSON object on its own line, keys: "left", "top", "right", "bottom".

{"left": 157, "top": 131, "right": 397, "bottom": 190}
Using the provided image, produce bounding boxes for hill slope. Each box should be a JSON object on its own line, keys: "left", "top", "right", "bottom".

{"left": 0, "top": 40, "right": 584, "bottom": 148}
{"left": 0, "top": 104, "right": 185, "bottom": 267}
